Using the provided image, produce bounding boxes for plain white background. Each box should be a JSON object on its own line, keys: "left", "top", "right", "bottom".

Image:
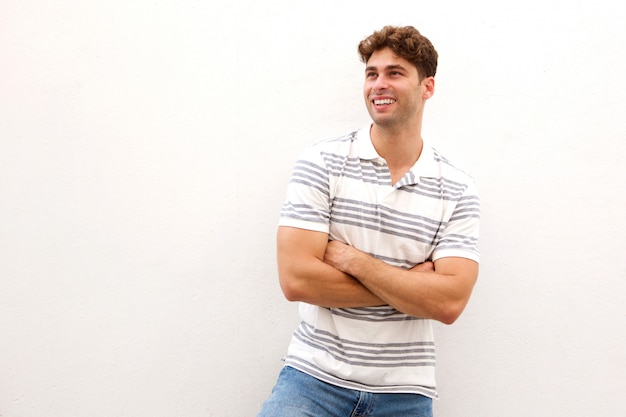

{"left": 1, "top": 1, "right": 625, "bottom": 416}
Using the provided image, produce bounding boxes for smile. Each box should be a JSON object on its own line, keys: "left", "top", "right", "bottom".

{"left": 373, "top": 99, "right": 396, "bottom": 105}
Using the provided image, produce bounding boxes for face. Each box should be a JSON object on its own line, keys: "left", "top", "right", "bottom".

{"left": 363, "top": 47, "right": 434, "bottom": 130}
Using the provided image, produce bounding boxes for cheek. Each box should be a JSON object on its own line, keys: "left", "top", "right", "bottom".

{"left": 363, "top": 91, "right": 372, "bottom": 104}
{"left": 363, "top": 80, "right": 375, "bottom": 95}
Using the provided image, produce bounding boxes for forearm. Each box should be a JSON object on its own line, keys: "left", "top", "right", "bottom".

{"left": 276, "top": 226, "right": 384, "bottom": 308}
{"left": 278, "top": 257, "right": 385, "bottom": 308}
{"left": 347, "top": 254, "right": 464, "bottom": 322}
{"left": 324, "top": 241, "right": 478, "bottom": 323}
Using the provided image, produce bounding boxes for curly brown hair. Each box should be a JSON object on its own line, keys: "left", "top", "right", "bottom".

{"left": 358, "top": 26, "right": 438, "bottom": 80}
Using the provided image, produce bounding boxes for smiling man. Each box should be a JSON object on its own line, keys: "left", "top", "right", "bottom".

{"left": 257, "top": 26, "right": 481, "bottom": 417}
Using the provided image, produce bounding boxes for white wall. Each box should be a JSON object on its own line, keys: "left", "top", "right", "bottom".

{"left": 1, "top": 1, "right": 625, "bottom": 416}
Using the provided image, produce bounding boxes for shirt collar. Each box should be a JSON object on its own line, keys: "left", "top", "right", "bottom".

{"left": 356, "top": 125, "right": 380, "bottom": 160}
{"left": 356, "top": 125, "right": 440, "bottom": 180}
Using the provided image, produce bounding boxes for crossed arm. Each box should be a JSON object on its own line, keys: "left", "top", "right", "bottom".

{"left": 277, "top": 226, "right": 478, "bottom": 325}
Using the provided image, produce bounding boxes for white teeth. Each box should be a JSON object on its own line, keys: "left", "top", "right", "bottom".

{"left": 374, "top": 99, "right": 395, "bottom": 105}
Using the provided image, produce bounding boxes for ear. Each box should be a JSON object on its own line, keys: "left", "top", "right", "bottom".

{"left": 422, "top": 77, "right": 435, "bottom": 100}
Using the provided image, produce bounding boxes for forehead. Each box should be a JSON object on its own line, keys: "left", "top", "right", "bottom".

{"left": 366, "top": 47, "right": 416, "bottom": 73}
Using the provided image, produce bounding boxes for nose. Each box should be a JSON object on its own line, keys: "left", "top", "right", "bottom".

{"left": 372, "top": 75, "right": 389, "bottom": 93}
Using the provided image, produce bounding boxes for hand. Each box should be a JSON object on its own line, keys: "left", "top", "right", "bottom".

{"left": 411, "top": 261, "right": 435, "bottom": 273}
{"left": 325, "top": 240, "right": 436, "bottom": 276}
{"left": 323, "top": 240, "right": 358, "bottom": 274}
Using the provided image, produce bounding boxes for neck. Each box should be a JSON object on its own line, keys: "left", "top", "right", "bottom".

{"left": 370, "top": 122, "right": 424, "bottom": 167}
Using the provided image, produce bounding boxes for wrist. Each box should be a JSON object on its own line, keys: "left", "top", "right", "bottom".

{"left": 344, "top": 247, "right": 368, "bottom": 277}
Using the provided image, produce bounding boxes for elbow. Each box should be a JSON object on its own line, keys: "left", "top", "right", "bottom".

{"left": 403, "top": 301, "right": 464, "bottom": 324}
{"left": 436, "top": 301, "right": 467, "bottom": 325}
{"left": 439, "top": 311, "right": 460, "bottom": 325}
{"left": 279, "top": 273, "right": 306, "bottom": 302}
{"left": 281, "top": 283, "right": 301, "bottom": 302}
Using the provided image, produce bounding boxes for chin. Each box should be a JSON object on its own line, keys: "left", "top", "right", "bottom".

{"left": 371, "top": 117, "right": 396, "bottom": 128}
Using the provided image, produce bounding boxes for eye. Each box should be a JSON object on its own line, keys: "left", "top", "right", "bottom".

{"left": 366, "top": 71, "right": 378, "bottom": 79}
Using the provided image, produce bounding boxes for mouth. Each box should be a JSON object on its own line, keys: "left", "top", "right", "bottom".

{"left": 373, "top": 98, "right": 396, "bottom": 106}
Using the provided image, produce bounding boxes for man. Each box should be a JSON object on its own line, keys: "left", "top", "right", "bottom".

{"left": 257, "top": 25, "right": 480, "bottom": 417}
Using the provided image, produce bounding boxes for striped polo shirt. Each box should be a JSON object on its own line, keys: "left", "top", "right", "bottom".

{"left": 278, "top": 126, "right": 480, "bottom": 398}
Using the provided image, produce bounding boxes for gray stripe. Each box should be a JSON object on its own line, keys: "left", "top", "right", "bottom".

{"left": 331, "top": 307, "right": 425, "bottom": 322}
{"left": 334, "top": 198, "right": 446, "bottom": 227}
{"left": 296, "top": 322, "right": 435, "bottom": 359}
{"left": 331, "top": 208, "right": 441, "bottom": 236}
{"left": 330, "top": 217, "right": 438, "bottom": 246}
{"left": 299, "top": 321, "right": 435, "bottom": 350}
{"left": 289, "top": 329, "right": 437, "bottom": 369}
{"left": 449, "top": 212, "right": 481, "bottom": 222}
{"left": 441, "top": 233, "right": 479, "bottom": 245}
{"left": 289, "top": 178, "right": 329, "bottom": 198}
{"left": 330, "top": 200, "right": 445, "bottom": 241}
{"left": 322, "top": 153, "right": 391, "bottom": 184}
{"left": 280, "top": 202, "right": 330, "bottom": 224}
{"left": 291, "top": 162, "right": 329, "bottom": 189}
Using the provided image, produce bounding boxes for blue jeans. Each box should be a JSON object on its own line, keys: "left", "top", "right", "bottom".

{"left": 257, "top": 366, "right": 433, "bottom": 417}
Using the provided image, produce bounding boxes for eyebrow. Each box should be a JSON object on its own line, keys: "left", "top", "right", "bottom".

{"left": 365, "top": 64, "right": 408, "bottom": 73}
